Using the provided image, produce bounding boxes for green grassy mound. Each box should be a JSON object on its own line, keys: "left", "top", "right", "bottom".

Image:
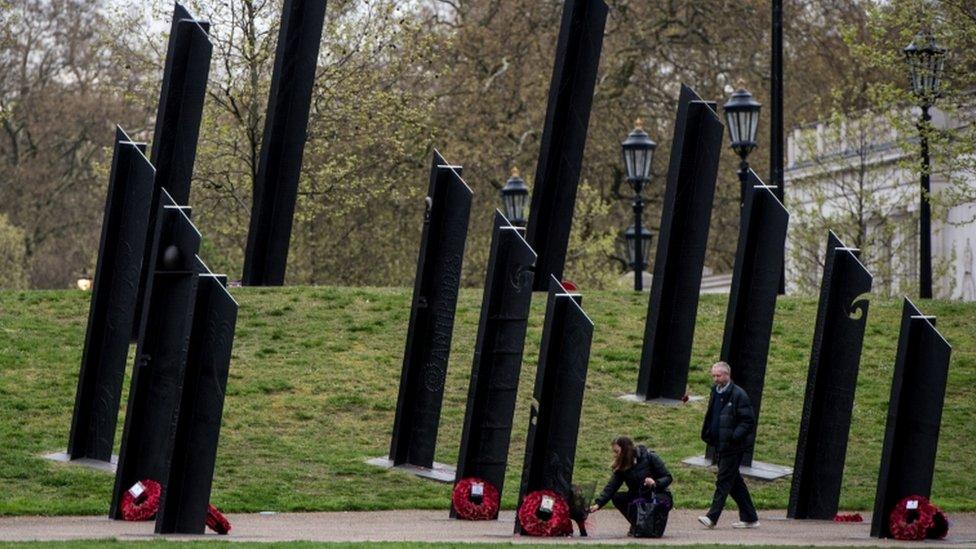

{"left": 0, "top": 287, "right": 973, "bottom": 516}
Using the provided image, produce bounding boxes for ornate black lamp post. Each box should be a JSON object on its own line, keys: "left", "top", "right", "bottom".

{"left": 904, "top": 31, "right": 946, "bottom": 299}
{"left": 501, "top": 167, "right": 529, "bottom": 227}
{"left": 723, "top": 88, "right": 762, "bottom": 207}
{"left": 624, "top": 224, "right": 653, "bottom": 286}
{"left": 621, "top": 120, "right": 656, "bottom": 291}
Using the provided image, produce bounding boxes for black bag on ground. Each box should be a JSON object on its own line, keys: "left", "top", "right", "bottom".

{"left": 631, "top": 490, "right": 672, "bottom": 538}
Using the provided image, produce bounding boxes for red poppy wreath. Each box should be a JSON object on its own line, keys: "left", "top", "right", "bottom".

{"left": 889, "top": 495, "right": 949, "bottom": 541}
{"left": 517, "top": 489, "right": 573, "bottom": 537}
{"left": 120, "top": 479, "right": 232, "bottom": 535}
{"left": 833, "top": 512, "right": 863, "bottom": 522}
{"left": 451, "top": 477, "right": 500, "bottom": 521}
{"left": 206, "top": 504, "right": 232, "bottom": 535}
{"left": 120, "top": 479, "right": 162, "bottom": 521}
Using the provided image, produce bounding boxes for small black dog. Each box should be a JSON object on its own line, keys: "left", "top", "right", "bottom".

{"left": 568, "top": 483, "right": 596, "bottom": 537}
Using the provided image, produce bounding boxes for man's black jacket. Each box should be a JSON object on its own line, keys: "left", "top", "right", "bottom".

{"left": 594, "top": 445, "right": 672, "bottom": 508}
{"left": 701, "top": 381, "right": 756, "bottom": 455}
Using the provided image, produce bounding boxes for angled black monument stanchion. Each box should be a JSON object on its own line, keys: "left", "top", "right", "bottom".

{"left": 871, "top": 298, "right": 951, "bottom": 539}
{"left": 156, "top": 267, "right": 238, "bottom": 534}
{"left": 451, "top": 211, "right": 536, "bottom": 519}
{"left": 682, "top": 174, "right": 791, "bottom": 480}
{"left": 367, "top": 151, "right": 472, "bottom": 482}
{"left": 150, "top": 2, "right": 212, "bottom": 206}
{"left": 110, "top": 190, "right": 202, "bottom": 519}
{"left": 61, "top": 127, "right": 155, "bottom": 466}
{"left": 514, "top": 276, "right": 593, "bottom": 535}
{"left": 628, "top": 85, "right": 724, "bottom": 403}
{"left": 243, "top": 0, "right": 328, "bottom": 286}
{"left": 525, "top": 0, "right": 608, "bottom": 290}
{"left": 133, "top": 2, "right": 212, "bottom": 339}
{"left": 788, "top": 231, "right": 873, "bottom": 520}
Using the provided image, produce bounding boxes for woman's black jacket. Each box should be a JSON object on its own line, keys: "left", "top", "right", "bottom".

{"left": 593, "top": 445, "right": 672, "bottom": 508}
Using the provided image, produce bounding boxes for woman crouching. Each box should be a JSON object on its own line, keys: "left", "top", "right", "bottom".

{"left": 588, "top": 436, "right": 672, "bottom": 536}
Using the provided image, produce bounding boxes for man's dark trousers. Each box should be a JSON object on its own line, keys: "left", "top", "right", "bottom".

{"left": 707, "top": 451, "right": 758, "bottom": 523}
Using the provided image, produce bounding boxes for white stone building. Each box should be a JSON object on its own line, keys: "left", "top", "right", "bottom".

{"left": 784, "top": 105, "right": 976, "bottom": 300}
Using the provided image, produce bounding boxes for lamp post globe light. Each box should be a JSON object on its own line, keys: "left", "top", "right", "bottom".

{"left": 904, "top": 30, "right": 946, "bottom": 299}
{"left": 624, "top": 224, "right": 653, "bottom": 277}
{"left": 621, "top": 120, "right": 656, "bottom": 291}
{"left": 723, "top": 88, "right": 762, "bottom": 206}
{"left": 500, "top": 167, "right": 529, "bottom": 227}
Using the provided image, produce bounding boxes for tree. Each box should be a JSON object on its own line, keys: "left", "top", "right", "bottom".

{"left": 0, "top": 0, "right": 151, "bottom": 288}
{"left": 420, "top": 0, "right": 879, "bottom": 288}
{"left": 109, "top": 0, "right": 447, "bottom": 284}
{"left": 835, "top": 0, "right": 976, "bottom": 296}
{"left": 0, "top": 213, "right": 28, "bottom": 289}
{"left": 0, "top": 0, "right": 889, "bottom": 289}
{"left": 787, "top": 111, "right": 922, "bottom": 297}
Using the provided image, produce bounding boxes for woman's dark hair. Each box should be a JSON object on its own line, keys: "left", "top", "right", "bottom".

{"left": 611, "top": 436, "right": 636, "bottom": 471}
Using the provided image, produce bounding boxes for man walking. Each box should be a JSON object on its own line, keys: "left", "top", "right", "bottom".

{"left": 698, "top": 361, "right": 760, "bottom": 529}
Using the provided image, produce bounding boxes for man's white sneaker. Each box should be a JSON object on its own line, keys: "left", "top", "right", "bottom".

{"left": 731, "top": 520, "right": 760, "bottom": 529}
{"left": 697, "top": 516, "right": 715, "bottom": 528}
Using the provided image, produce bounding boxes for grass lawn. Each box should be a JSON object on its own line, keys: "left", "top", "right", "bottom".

{"left": 0, "top": 287, "right": 973, "bottom": 516}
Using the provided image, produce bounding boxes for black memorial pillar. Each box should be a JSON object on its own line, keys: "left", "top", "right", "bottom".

{"left": 68, "top": 127, "right": 155, "bottom": 462}
{"left": 452, "top": 211, "right": 536, "bottom": 518}
{"left": 870, "top": 298, "right": 951, "bottom": 538}
{"left": 635, "top": 85, "right": 724, "bottom": 401}
{"left": 525, "top": 0, "right": 608, "bottom": 290}
{"left": 716, "top": 177, "right": 788, "bottom": 467}
{"left": 788, "top": 232, "right": 873, "bottom": 520}
{"left": 514, "top": 276, "right": 594, "bottom": 535}
{"left": 110, "top": 190, "right": 202, "bottom": 519}
{"left": 242, "top": 0, "right": 328, "bottom": 286}
{"left": 384, "top": 151, "right": 472, "bottom": 476}
{"left": 149, "top": 3, "right": 212, "bottom": 206}
{"left": 133, "top": 3, "right": 211, "bottom": 339}
{"left": 156, "top": 271, "right": 238, "bottom": 534}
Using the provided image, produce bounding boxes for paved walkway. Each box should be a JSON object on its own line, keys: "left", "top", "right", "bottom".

{"left": 1, "top": 510, "right": 974, "bottom": 546}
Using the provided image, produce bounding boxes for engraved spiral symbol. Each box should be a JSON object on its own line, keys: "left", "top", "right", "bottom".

{"left": 424, "top": 361, "right": 446, "bottom": 392}
{"left": 510, "top": 264, "right": 532, "bottom": 292}
{"left": 846, "top": 293, "right": 870, "bottom": 321}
